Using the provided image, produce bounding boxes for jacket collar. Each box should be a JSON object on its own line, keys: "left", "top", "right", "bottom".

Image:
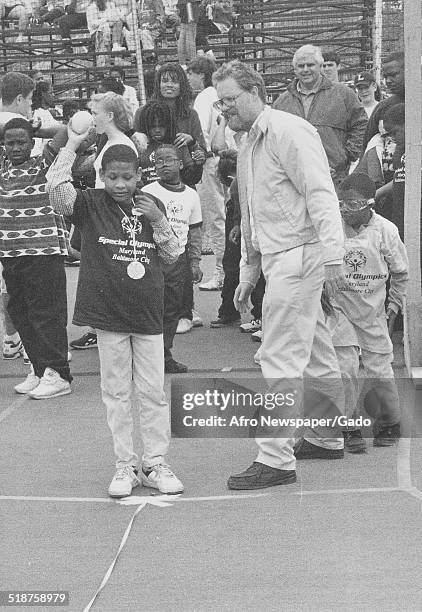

{"left": 288, "top": 74, "right": 333, "bottom": 97}
{"left": 248, "top": 105, "right": 271, "bottom": 139}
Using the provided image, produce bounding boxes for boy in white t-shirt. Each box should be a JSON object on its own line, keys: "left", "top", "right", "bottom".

{"left": 142, "top": 144, "right": 203, "bottom": 373}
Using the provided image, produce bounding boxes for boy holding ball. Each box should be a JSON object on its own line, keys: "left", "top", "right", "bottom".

{"left": 46, "top": 124, "right": 184, "bottom": 497}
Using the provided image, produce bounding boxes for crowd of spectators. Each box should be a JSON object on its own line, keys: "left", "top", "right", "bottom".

{"left": 0, "top": 43, "right": 413, "bottom": 494}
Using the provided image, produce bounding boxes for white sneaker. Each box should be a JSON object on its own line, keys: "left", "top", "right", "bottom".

{"left": 251, "top": 330, "right": 263, "bottom": 343}
{"left": 191, "top": 310, "right": 203, "bottom": 328}
{"left": 28, "top": 367, "right": 71, "bottom": 399}
{"left": 240, "top": 318, "right": 261, "bottom": 333}
{"left": 176, "top": 318, "right": 193, "bottom": 334}
{"left": 3, "top": 338, "right": 23, "bottom": 360}
{"left": 108, "top": 466, "right": 140, "bottom": 498}
{"left": 14, "top": 367, "right": 40, "bottom": 394}
{"left": 253, "top": 349, "right": 261, "bottom": 366}
{"left": 141, "top": 464, "right": 184, "bottom": 494}
{"left": 112, "top": 43, "right": 126, "bottom": 52}
{"left": 199, "top": 277, "right": 224, "bottom": 291}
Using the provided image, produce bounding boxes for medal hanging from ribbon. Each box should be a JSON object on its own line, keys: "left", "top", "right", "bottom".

{"left": 119, "top": 206, "right": 146, "bottom": 280}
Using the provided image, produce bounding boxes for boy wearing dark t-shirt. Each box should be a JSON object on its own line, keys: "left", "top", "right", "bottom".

{"left": 47, "top": 132, "right": 184, "bottom": 498}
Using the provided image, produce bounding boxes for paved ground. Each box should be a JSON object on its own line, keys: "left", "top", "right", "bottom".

{"left": 1, "top": 257, "right": 422, "bottom": 612}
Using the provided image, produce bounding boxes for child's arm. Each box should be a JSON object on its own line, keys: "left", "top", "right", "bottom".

{"left": 187, "top": 225, "right": 203, "bottom": 283}
{"left": 133, "top": 194, "right": 180, "bottom": 264}
{"left": 46, "top": 125, "right": 90, "bottom": 216}
{"left": 375, "top": 180, "right": 393, "bottom": 204}
{"left": 382, "top": 223, "right": 409, "bottom": 334}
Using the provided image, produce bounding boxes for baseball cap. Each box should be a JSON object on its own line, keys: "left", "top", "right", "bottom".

{"left": 354, "top": 71, "right": 376, "bottom": 86}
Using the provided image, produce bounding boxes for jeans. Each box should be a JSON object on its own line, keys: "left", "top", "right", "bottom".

{"left": 1, "top": 255, "right": 71, "bottom": 382}
{"left": 162, "top": 252, "right": 188, "bottom": 362}
{"left": 57, "top": 12, "right": 87, "bottom": 41}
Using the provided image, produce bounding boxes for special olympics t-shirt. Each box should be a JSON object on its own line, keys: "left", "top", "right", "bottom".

{"left": 142, "top": 180, "right": 202, "bottom": 256}
{"left": 70, "top": 188, "right": 165, "bottom": 334}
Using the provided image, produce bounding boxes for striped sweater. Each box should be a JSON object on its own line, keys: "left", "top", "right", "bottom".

{"left": 0, "top": 153, "right": 68, "bottom": 258}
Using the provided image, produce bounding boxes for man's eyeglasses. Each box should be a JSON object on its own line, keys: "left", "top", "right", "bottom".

{"left": 213, "top": 91, "right": 247, "bottom": 112}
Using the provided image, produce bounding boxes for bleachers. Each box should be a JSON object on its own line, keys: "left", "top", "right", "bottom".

{"left": 0, "top": 0, "right": 394, "bottom": 104}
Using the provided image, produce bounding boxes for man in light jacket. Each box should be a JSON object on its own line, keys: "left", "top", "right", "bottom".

{"left": 213, "top": 60, "right": 346, "bottom": 490}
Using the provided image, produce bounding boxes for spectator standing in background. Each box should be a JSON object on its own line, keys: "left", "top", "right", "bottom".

{"left": 109, "top": 66, "right": 139, "bottom": 118}
{"left": 362, "top": 51, "right": 405, "bottom": 152}
{"left": 322, "top": 51, "right": 341, "bottom": 83}
{"left": 354, "top": 71, "right": 380, "bottom": 118}
{"left": 273, "top": 44, "right": 367, "bottom": 189}
{"left": 187, "top": 55, "right": 226, "bottom": 291}
{"left": 31, "top": 80, "right": 61, "bottom": 156}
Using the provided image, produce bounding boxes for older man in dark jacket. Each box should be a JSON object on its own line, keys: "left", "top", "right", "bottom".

{"left": 273, "top": 44, "right": 367, "bottom": 188}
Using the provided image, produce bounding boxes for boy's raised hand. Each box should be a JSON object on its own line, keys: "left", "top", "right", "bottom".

{"left": 133, "top": 194, "right": 164, "bottom": 223}
{"left": 66, "top": 122, "right": 94, "bottom": 152}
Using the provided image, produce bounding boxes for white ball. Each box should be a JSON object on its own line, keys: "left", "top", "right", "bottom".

{"left": 71, "top": 110, "right": 94, "bottom": 134}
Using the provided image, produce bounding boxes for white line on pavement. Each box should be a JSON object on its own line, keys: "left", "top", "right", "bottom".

{"left": 0, "top": 395, "right": 28, "bottom": 423}
{"left": 0, "top": 488, "right": 411, "bottom": 505}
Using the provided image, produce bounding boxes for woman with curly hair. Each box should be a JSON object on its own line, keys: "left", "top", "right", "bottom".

{"left": 133, "top": 62, "right": 206, "bottom": 155}
{"left": 89, "top": 92, "right": 138, "bottom": 188}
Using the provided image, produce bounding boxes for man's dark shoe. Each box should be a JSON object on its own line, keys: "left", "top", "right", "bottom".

{"left": 343, "top": 430, "right": 367, "bottom": 454}
{"left": 165, "top": 359, "right": 188, "bottom": 374}
{"left": 373, "top": 422, "right": 400, "bottom": 447}
{"left": 210, "top": 316, "right": 241, "bottom": 328}
{"left": 227, "top": 462, "right": 296, "bottom": 490}
{"left": 294, "top": 438, "right": 344, "bottom": 460}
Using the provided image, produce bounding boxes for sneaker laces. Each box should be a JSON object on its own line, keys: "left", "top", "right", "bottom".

{"left": 115, "top": 466, "right": 140, "bottom": 483}
{"left": 147, "top": 464, "right": 176, "bottom": 479}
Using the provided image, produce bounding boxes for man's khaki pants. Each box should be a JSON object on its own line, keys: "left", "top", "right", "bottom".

{"left": 256, "top": 242, "right": 344, "bottom": 471}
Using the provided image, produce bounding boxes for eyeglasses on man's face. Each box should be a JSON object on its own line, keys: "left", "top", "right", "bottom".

{"left": 213, "top": 90, "right": 247, "bottom": 112}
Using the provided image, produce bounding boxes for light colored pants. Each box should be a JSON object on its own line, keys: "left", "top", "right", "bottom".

{"left": 196, "top": 156, "right": 226, "bottom": 279}
{"left": 335, "top": 345, "right": 360, "bottom": 419}
{"left": 359, "top": 349, "right": 401, "bottom": 427}
{"left": 256, "top": 243, "right": 344, "bottom": 471}
{"left": 335, "top": 346, "right": 400, "bottom": 428}
{"left": 97, "top": 329, "right": 170, "bottom": 469}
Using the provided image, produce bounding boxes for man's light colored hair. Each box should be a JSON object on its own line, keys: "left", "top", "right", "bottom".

{"left": 213, "top": 60, "right": 267, "bottom": 103}
{"left": 292, "top": 45, "right": 324, "bottom": 67}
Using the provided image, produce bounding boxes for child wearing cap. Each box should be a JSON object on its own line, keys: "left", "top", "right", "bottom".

{"left": 46, "top": 128, "right": 184, "bottom": 498}
{"left": 354, "top": 71, "right": 380, "bottom": 118}
{"left": 331, "top": 172, "right": 408, "bottom": 446}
